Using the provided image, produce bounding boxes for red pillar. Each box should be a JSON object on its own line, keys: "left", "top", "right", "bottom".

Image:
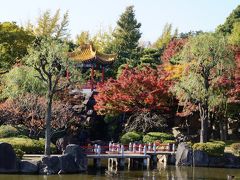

{"left": 91, "top": 64, "right": 94, "bottom": 91}
{"left": 101, "top": 66, "right": 104, "bottom": 83}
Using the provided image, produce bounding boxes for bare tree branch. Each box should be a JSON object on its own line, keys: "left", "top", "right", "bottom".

{"left": 34, "top": 65, "right": 48, "bottom": 82}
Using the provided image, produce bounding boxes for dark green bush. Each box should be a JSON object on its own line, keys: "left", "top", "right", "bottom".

{"left": 192, "top": 141, "right": 225, "bottom": 156}
{"left": 120, "top": 132, "right": 142, "bottom": 144}
{"left": 143, "top": 132, "right": 174, "bottom": 143}
{"left": 0, "top": 125, "right": 19, "bottom": 138}
{"left": 0, "top": 137, "right": 56, "bottom": 154}
{"left": 230, "top": 143, "right": 240, "bottom": 156}
{"left": 15, "top": 125, "right": 29, "bottom": 137}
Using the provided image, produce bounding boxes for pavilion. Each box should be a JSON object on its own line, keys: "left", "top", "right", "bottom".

{"left": 68, "top": 44, "right": 116, "bottom": 91}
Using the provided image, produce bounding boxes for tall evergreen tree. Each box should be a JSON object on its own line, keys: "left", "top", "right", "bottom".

{"left": 113, "top": 6, "right": 142, "bottom": 71}
{"left": 139, "top": 48, "right": 162, "bottom": 68}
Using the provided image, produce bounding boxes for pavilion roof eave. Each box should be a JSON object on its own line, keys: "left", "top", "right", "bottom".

{"left": 68, "top": 44, "right": 117, "bottom": 65}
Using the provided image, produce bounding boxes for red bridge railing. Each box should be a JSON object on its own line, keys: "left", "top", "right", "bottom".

{"left": 80, "top": 142, "right": 176, "bottom": 155}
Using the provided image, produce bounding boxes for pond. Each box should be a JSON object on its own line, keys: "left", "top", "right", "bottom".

{"left": 1, "top": 164, "right": 240, "bottom": 180}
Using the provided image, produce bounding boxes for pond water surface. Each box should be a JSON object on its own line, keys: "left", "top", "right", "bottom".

{"left": 0, "top": 165, "right": 240, "bottom": 180}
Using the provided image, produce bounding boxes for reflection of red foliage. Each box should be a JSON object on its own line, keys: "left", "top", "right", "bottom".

{"left": 94, "top": 66, "right": 172, "bottom": 115}
{"left": 161, "top": 38, "right": 187, "bottom": 63}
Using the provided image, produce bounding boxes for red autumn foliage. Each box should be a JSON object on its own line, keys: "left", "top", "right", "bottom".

{"left": 0, "top": 93, "right": 82, "bottom": 138}
{"left": 229, "top": 49, "right": 240, "bottom": 102}
{"left": 161, "top": 38, "right": 187, "bottom": 63}
{"left": 94, "top": 66, "right": 172, "bottom": 115}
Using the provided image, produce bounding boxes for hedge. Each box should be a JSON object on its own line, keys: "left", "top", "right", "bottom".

{"left": 192, "top": 141, "right": 225, "bottom": 156}
{"left": 120, "top": 132, "right": 142, "bottom": 144}
{"left": 0, "top": 137, "right": 57, "bottom": 154}
{"left": 143, "top": 132, "right": 174, "bottom": 143}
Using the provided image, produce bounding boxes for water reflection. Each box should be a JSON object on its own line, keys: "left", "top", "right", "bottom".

{"left": 0, "top": 163, "right": 240, "bottom": 180}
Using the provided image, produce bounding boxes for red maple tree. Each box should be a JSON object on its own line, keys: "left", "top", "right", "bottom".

{"left": 161, "top": 38, "right": 187, "bottom": 64}
{"left": 94, "top": 66, "right": 172, "bottom": 115}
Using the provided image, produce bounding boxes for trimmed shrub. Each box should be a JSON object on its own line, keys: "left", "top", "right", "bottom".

{"left": 120, "top": 132, "right": 142, "bottom": 144}
{"left": 0, "top": 125, "right": 19, "bottom": 138}
{"left": 163, "top": 140, "right": 175, "bottom": 143}
{"left": 14, "top": 148, "right": 24, "bottom": 159}
{"left": 192, "top": 141, "right": 225, "bottom": 156}
{"left": 143, "top": 132, "right": 174, "bottom": 143}
{"left": 0, "top": 137, "right": 57, "bottom": 154}
{"left": 230, "top": 143, "right": 240, "bottom": 156}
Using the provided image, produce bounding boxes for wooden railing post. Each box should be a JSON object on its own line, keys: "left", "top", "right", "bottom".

{"left": 148, "top": 143, "right": 151, "bottom": 151}
{"left": 143, "top": 145, "right": 147, "bottom": 156}
{"left": 129, "top": 142, "right": 132, "bottom": 151}
{"left": 133, "top": 143, "right": 136, "bottom": 153}
{"left": 109, "top": 142, "right": 112, "bottom": 152}
{"left": 138, "top": 144, "right": 142, "bottom": 154}
{"left": 153, "top": 143, "right": 156, "bottom": 154}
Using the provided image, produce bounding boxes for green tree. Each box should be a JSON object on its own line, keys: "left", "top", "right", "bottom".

{"left": 92, "top": 27, "right": 114, "bottom": 53}
{"left": 76, "top": 31, "right": 90, "bottom": 46}
{"left": 153, "top": 23, "right": 178, "bottom": 49}
{"left": 217, "top": 5, "right": 240, "bottom": 35}
{"left": 0, "top": 22, "right": 34, "bottom": 72}
{"left": 76, "top": 27, "right": 114, "bottom": 53}
{"left": 228, "top": 21, "right": 240, "bottom": 45}
{"left": 173, "top": 33, "right": 234, "bottom": 143}
{"left": 139, "top": 48, "right": 162, "bottom": 68}
{"left": 1, "top": 66, "right": 46, "bottom": 100}
{"left": 24, "top": 37, "right": 69, "bottom": 155}
{"left": 29, "top": 9, "right": 69, "bottom": 39}
{"left": 112, "top": 6, "right": 142, "bottom": 70}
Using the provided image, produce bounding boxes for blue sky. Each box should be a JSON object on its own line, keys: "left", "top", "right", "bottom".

{"left": 0, "top": 0, "right": 239, "bottom": 43}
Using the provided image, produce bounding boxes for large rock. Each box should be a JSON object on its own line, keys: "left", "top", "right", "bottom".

{"left": 64, "top": 144, "right": 87, "bottom": 171}
{"left": 39, "top": 156, "right": 60, "bottom": 175}
{"left": 0, "top": 142, "right": 19, "bottom": 173}
{"left": 224, "top": 153, "right": 240, "bottom": 168}
{"left": 56, "top": 136, "right": 81, "bottom": 152}
{"left": 58, "top": 154, "right": 78, "bottom": 174}
{"left": 20, "top": 160, "right": 39, "bottom": 174}
{"left": 208, "top": 156, "right": 225, "bottom": 168}
{"left": 193, "top": 150, "right": 209, "bottom": 167}
{"left": 175, "top": 143, "right": 193, "bottom": 166}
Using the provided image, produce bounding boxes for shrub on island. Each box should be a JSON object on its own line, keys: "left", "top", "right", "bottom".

{"left": 143, "top": 132, "right": 174, "bottom": 143}
{"left": 230, "top": 143, "right": 240, "bottom": 156}
{"left": 0, "top": 137, "right": 56, "bottom": 154}
{"left": 192, "top": 141, "right": 225, "bottom": 156}
{"left": 120, "top": 132, "right": 142, "bottom": 144}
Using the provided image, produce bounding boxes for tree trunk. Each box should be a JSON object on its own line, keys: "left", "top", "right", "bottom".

{"left": 219, "top": 116, "right": 228, "bottom": 141}
{"left": 219, "top": 117, "right": 225, "bottom": 141}
{"left": 200, "top": 69, "right": 210, "bottom": 143}
{"left": 224, "top": 118, "right": 228, "bottom": 140}
{"left": 44, "top": 92, "right": 53, "bottom": 156}
{"left": 199, "top": 104, "right": 208, "bottom": 143}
